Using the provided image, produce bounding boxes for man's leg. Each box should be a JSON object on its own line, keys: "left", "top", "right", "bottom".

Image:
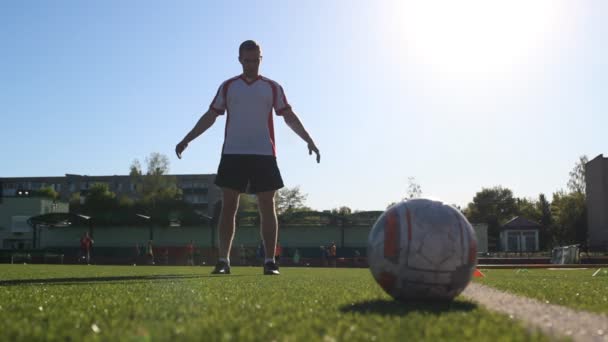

{"left": 218, "top": 187, "right": 240, "bottom": 261}
{"left": 257, "top": 190, "right": 281, "bottom": 275}
{"left": 257, "top": 190, "right": 277, "bottom": 259}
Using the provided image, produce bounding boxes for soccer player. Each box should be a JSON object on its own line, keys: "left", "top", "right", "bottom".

{"left": 186, "top": 240, "right": 195, "bottom": 266}
{"left": 79, "top": 232, "right": 94, "bottom": 264}
{"left": 176, "top": 40, "right": 320, "bottom": 275}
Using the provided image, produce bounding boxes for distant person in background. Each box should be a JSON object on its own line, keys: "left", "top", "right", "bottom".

{"left": 354, "top": 249, "right": 361, "bottom": 267}
{"left": 133, "top": 243, "right": 140, "bottom": 265}
{"left": 79, "top": 232, "right": 94, "bottom": 264}
{"left": 147, "top": 240, "right": 155, "bottom": 265}
{"left": 186, "top": 240, "right": 195, "bottom": 266}
{"left": 329, "top": 242, "right": 337, "bottom": 267}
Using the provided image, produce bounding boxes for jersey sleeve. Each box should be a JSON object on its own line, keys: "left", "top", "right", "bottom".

{"left": 273, "top": 83, "right": 292, "bottom": 116}
{"left": 208, "top": 82, "right": 227, "bottom": 115}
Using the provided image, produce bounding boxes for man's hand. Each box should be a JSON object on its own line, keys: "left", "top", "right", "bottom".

{"left": 175, "top": 140, "right": 188, "bottom": 159}
{"left": 308, "top": 143, "right": 320, "bottom": 163}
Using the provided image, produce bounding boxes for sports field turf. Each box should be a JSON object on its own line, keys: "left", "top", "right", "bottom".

{"left": 0, "top": 265, "right": 551, "bottom": 341}
{"left": 475, "top": 268, "right": 608, "bottom": 314}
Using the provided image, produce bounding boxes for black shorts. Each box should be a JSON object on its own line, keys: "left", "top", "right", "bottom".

{"left": 214, "top": 154, "right": 284, "bottom": 194}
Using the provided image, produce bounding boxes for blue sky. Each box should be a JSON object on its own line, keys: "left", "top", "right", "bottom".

{"left": 2, "top": 1, "right": 606, "bottom": 211}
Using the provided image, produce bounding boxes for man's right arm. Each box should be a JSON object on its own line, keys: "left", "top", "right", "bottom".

{"left": 176, "top": 109, "right": 221, "bottom": 159}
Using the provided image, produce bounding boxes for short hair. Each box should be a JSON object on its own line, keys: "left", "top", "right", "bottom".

{"left": 239, "top": 40, "right": 261, "bottom": 56}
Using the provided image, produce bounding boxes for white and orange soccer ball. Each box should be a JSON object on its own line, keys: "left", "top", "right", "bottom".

{"left": 368, "top": 198, "right": 477, "bottom": 301}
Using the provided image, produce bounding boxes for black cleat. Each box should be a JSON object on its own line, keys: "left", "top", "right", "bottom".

{"left": 211, "top": 261, "right": 231, "bottom": 275}
{"left": 263, "top": 261, "right": 280, "bottom": 275}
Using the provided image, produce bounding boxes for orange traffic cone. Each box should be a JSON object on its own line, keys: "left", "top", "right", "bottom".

{"left": 473, "top": 269, "right": 485, "bottom": 278}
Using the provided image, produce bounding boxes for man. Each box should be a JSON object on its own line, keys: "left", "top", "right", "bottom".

{"left": 329, "top": 242, "right": 337, "bottom": 267}
{"left": 146, "top": 240, "right": 155, "bottom": 265}
{"left": 186, "top": 240, "right": 195, "bottom": 266}
{"left": 79, "top": 232, "right": 94, "bottom": 264}
{"left": 176, "top": 40, "right": 320, "bottom": 275}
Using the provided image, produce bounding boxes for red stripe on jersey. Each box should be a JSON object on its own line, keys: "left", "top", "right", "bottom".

{"left": 219, "top": 76, "right": 240, "bottom": 154}
{"left": 384, "top": 209, "right": 400, "bottom": 258}
{"left": 279, "top": 85, "right": 290, "bottom": 107}
{"left": 268, "top": 110, "right": 276, "bottom": 156}
{"left": 209, "top": 76, "right": 239, "bottom": 114}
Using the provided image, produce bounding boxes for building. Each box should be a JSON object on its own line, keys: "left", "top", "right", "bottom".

{"left": 0, "top": 197, "right": 69, "bottom": 249}
{"left": 585, "top": 154, "right": 608, "bottom": 250}
{"left": 499, "top": 216, "right": 541, "bottom": 252}
{"left": 473, "top": 223, "right": 488, "bottom": 254}
{"left": 1, "top": 173, "right": 221, "bottom": 217}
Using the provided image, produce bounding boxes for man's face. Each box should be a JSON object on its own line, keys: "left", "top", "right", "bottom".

{"left": 239, "top": 49, "right": 261, "bottom": 78}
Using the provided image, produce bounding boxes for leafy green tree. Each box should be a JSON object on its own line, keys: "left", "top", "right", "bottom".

{"left": 84, "top": 183, "right": 117, "bottom": 212}
{"left": 567, "top": 155, "right": 588, "bottom": 195}
{"left": 130, "top": 152, "right": 182, "bottom": 205}
{"left": 34, "top": 186, "right": 59, "bottom": 200}
{"left": 550, "top": 190, "right": 586, "bottom": 246}
{"left": 464, "top": 186, "right": 517, "bottom": 251}
{"left": 331, "top": 206, "right": 352, "bottom": 215}
{"left": 238, "top": 194, "right": 258, "bottom": 213}
{"left": 536, "top": 193, "right": 552, "bottom": 249}
{"left": 515, "top": 197, "right": 541, "bottom": 222}
{"left": 276, "top": 186, "right": 308, "bottom": 214}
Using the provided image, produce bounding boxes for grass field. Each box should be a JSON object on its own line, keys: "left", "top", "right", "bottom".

{"left": 0, "top": 265, "right": 551, "bottom": 341}
{"left": 475, "top": 268, "right": 608, "bottom": 314}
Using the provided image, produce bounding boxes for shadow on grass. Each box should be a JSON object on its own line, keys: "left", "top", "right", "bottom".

{"left": 0, "top": 274, "right": 253, "bottom": 286}
{"left": 340, "top": 299, "right": 477, "bottom": 316}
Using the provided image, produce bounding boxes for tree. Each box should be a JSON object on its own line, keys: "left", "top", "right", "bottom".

{"left": 34, "top": 186, "right": 59, "bottom": 200}
{"left": 83, "top": 183, "right": 117, "bottom": 213}
{"left": 464, "top": 186, "right": 517, "bottom": 251}
{"left": 386, "top": 177, "right": 423, "bottom": 208}
{"left": 550, "top": 190, "right": 587, "bottom": 246}
{"left": 515, "top": 197, "right": 541, "bottom": 222}
{"left": 275, "top": 186, "right": 308, "bottom": 214}
{"left": 567, "top": 155, "right": 588, "bottom": 195}
{"left": 406, "top": 177, "right": 422, "bottom": 199}
{"left": 331, "top": 206, "right": 352, "bottom": 216}
{"left": 536, "top": 194, "right": 552, "bottom": 227}
{"left": 130, "top": 153, "right": 181, "bottom": 205}
{"left": 536, "top": 193, "right": 552, "bottom": 249}
{"left": 238, "top": 194, "right": 258, "bottom": 213}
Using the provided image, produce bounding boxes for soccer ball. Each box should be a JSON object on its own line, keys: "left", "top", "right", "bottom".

{"left": 368, "top": 198, "right": 477, "bottom": 301}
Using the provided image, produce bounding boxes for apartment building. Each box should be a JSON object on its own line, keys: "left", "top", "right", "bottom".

{"left": 1, "top": 173, "right": 221, "bottom": 217}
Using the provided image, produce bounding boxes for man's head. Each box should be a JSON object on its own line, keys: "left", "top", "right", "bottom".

{"left": 239, "top": 40, "right": 262, "bottom": 79}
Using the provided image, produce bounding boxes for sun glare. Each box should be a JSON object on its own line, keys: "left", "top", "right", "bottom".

{"left": 389, "top": 0, "right": 569, "bottom": 78}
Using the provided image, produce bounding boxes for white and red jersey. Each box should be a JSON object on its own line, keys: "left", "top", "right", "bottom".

{"left": 209, "top": 75, "right": 291, "bottom": 156}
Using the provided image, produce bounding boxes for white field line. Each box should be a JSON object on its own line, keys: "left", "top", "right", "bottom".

{"left": 462, "top": 283, "right": 608, "bottom": 342}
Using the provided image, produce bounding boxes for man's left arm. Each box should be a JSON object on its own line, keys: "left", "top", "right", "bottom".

{"left": 282, "top": 109, "right": 320, "bottom": 163}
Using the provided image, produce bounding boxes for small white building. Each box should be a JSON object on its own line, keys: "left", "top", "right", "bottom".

{"left": 499, "top": 216, "right": 541, "bottom": 252}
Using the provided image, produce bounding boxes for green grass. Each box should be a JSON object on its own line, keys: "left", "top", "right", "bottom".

{"left": 0, "top": 265, "right": 550, "bottom": 341}
{"left": 475, "top": 268, "right": 608, "bottom": 314}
